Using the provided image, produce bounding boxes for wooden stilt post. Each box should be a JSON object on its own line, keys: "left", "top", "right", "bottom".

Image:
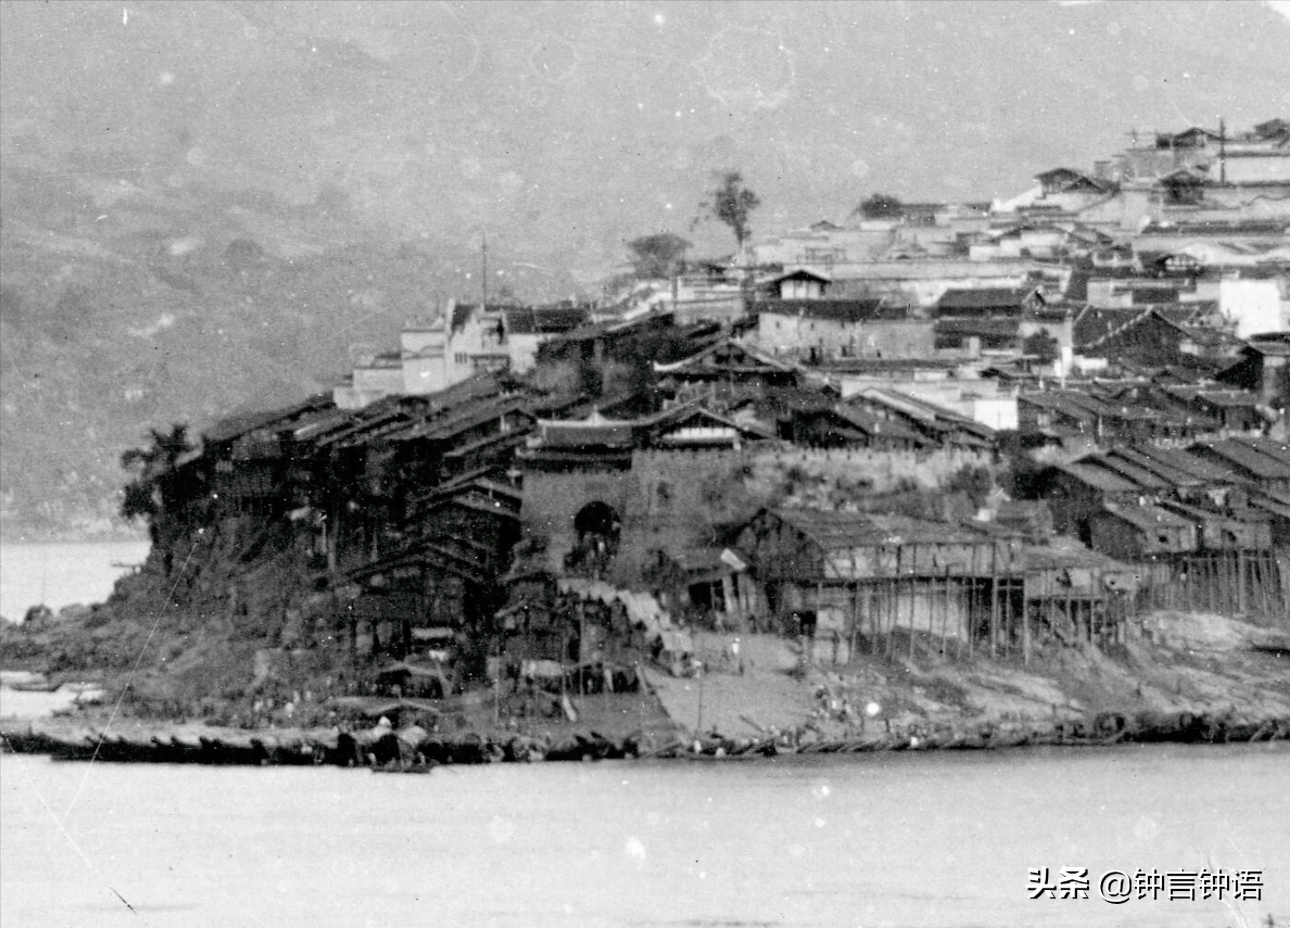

{"left": 938, "top": 571, "right": 947, "bottom": 657}
{"left": 1222, "top": 552, "right": 1233, "bottom": 616}
{"left": 927, "top": 572, "right": 936, "bottom": 656}
{"left": 866, "top": 584, "right": 874, "bottom": 655}
{"left": 1220, "top": 552, "right": 1229, "bottom": 615}
{"left": 1185, "top": 555, "right": 1193, "bottom": 613}
{"left": 1214, "top": 553, "right": 1223, "bottom": 615}
{"left": 1208, "top": 555, "right": 1216, "bottom": 614}
{"left": 887, "top": 546, "right": 899, "bottom": 659}
{"left": 1094, "top": 568, "right": 1103, "bottom": 646}
{"left": 1224, "top": 552, "right": 1232, "bottom": 616}
{"left": 815, "top": 580, "right": 823, "bottom": 665}
{"left": 1022, "top": 576, "right": 1031, "bottom": 667}
{"left": 966, "top": 550, "right": 976, "bottom": 661}
{"left": 909, "top": 544, "right": 918, "bottom": 661}
{"left": 952, "top": 575, "right": 962, "bottom": 661}
{"left": 1214, "top": 553, "right": 1224, "bottom": 615}
{"left": 1236, "top": 551, "right": 1245, "bottom": 615}
{"left": 1264, "top": 554, "right": 1274, "bottom": 619}
{"left": 1065, "top": 579, "right": 1073, "bottom": 643}
{"left": 1251, "top": 554, "right": 1263, "bottom": 618}
{"left": 1191, "top": 554, "right": 1202, "bottom": 614}
{"left": 989, "top": 544, "right": 998, "bottom": 659}
{"left": 850, "top": 578, "right": 858, "bottom": 663}
{"left": 1271, "top": 553, "right": 1281, "bottom": 617}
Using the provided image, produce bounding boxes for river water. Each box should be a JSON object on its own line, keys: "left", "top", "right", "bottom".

{"left": 0, "top": 541, "right": 150, "bottom": 621}
{"left": 1, "top": 744, "right": 1286, "bottom": 928}
{"left": 2, "top": 544, "right": 1287, "bottom": 926}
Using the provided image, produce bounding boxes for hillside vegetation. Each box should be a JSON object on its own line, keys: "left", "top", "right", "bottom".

{"left": 0, "top": 175, "right": 507, "bottom": 538}
{"left": 4, "top": 0, "right": 1289, "bottom": 537}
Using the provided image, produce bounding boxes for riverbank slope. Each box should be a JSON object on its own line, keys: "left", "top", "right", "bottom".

{"left": 5, "top": 607, "right": 1288, "bottom": 761}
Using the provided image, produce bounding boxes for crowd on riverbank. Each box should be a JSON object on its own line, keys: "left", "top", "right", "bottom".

{"left": 4, "top": 702, "right": 1288, "bottom": 772}
{"left": 4, "top": 608, "right": 1289, "bottom": 771}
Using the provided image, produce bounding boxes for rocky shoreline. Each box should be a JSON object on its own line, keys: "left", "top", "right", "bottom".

{"left": 5, "top": 606, "right": 1289, "bottom": 772}
{"left": 4, "top": 702, "right": 1288, "bottom": 772}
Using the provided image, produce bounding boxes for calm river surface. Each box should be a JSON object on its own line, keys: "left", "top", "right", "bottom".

{"left": 2, "top": 744, "right": 1286, "bottom": 928}
{"left": 0, "top": 541, "right": 150, "bottom": 620}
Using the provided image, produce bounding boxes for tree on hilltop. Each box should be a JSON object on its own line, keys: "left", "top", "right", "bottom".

{"left": 858, "top": 193, "right": 904, "bottom": 219}
{"left": 696, "top": 170, "right": 761, "bottom": 249}
{"left": 626, "top": 233, "right": 691, "bottom": 279}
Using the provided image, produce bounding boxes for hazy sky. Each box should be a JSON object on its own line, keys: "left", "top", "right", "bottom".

{"left": 2, "top": 0, "right": 1289, "bottom": 535}
{"left": 3, "top": 0, "right": 1289, "bottom": 279}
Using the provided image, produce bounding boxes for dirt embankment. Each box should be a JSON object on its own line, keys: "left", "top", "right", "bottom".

{"left": 4, "top": 561, "right": 1289, "bottom": 760}
{"left": 644, "top": 611, "right": 1290, "bottom": 745}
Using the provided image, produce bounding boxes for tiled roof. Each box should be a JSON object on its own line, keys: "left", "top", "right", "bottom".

{"left": 1019, "top": 390, "right": 1116, "bottom": 421}
{"left": 818, "top": 357, "right": 956, "bottom": 375}
{"left": 1245, "top": 333, "right": 1290, "bottom": 357}
{"left": 1160, "top": 501, "right": 1270, "bottom": 527}
{"left": 1108, "top": 448, "right": 1204, "bottom": 488}
{"left": 772, "top": 508, "right": 985, "bottom": 550}
{"left": 1081, "top": 455, "right": 1170, "bottom": 490}
{"left": 1072, "top": 306, "right": 1140, "bottom": 347}
{"left": 204, "top": 394, "right": 334, "bottom": 444}
{"left": 1020, "top": 540, "right": 1130, "bottom": 572}
{"left": 935, "top": 318, "right": 1021, "bottom": 338}
{"left": 769, "top": 268, "right": 833, "bottom": 283}
{"left": 1056, "top": 462, "right": 1141, "bottom": 495}
{"left": 504, "top": 306, "right": 590, "bottom": 335}
{"left": 1034, "top": 167, "right": 1112, "bottom": 191}
{"left": 855, "top": 389, "right": 989, "bottom": 436}
{"left": 1127, "top": 444, "right": 1237, "bottom": 484}
{"left": 451, "top": 303, "right": 475, "bottom": 333}
{"left": 1081, "top": 308, "right": 1191, "bottom": 352}
{"left": 936, "top": 287, "right": 1032, "bottom": 313}
{"left": 758, "top": 299, "right": 901, "bottom": 323}
{"left": 1167, "top": 387, "right": 1262, "bottom": 409}
{"left": 1192, "top": 440, "right": 1290, "bottom": 480}
{"left": 1235, "top": 436, "right": 1290, "bottom": 468}
{"left": 1251, "top": 494, "right": 1290, "bottom": 520}
{"left": 398, "top": 396, "right": 532, "bottom": 443}
{"left": 831, "top": 405, "right": 926, "bottom": 444}
{"left": 653, "top": 339, "right": 795, "bottom": 374}
{"left": 1130, "top": 288, "right": 1189, "bottom": 305}
{"left": 1100, "top": 503, "right": 1194, "bottom": 532}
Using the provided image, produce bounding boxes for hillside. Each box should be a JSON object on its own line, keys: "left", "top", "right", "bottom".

{"left": 3, "top": 0, "right": 1289, "bottom": 538}
{"left": 0, "top": 182, "right": 506, "bottom": 537}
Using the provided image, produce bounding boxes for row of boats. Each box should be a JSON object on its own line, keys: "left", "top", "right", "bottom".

{"left": 3, "top": 708, "right": 1286, "bottom": 771}
{"left": 649, "top": 710, "right": 1290, "bottom": 761}
{"left": 0, "top": 724, "right": 636, "bottom": 768}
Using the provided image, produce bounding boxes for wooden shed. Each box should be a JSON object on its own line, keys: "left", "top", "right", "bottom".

{"left": 733, "top": 508, "right": 1017, "bottom": 653}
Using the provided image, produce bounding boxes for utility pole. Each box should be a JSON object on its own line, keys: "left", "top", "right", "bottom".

{"left": 1218, "top": 117, "right": 1227, "bottom": 184}
{"left": 481, "top": 231, "right": 489, "bottom": 308}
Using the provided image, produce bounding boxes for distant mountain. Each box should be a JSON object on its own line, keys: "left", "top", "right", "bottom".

{"left": 0, "top": 177, "right": 503, "bottom": 537}
{"left": 2, "top": 0, "right": 1288, "bottom": 537}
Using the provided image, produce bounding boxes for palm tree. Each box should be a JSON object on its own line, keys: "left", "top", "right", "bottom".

{"left": 120, "top": 424, "right": 193, "bottom": 529}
